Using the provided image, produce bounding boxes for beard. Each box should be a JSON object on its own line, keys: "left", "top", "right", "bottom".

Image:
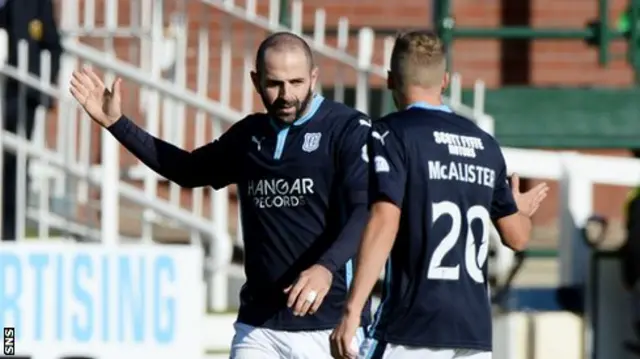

{"left": 260, "top": 88, "right": 314, "bottom": 124}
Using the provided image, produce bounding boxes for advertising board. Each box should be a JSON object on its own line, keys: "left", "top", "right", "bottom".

{"left": 0, "top": 242, "right": 204, "bottom": 359}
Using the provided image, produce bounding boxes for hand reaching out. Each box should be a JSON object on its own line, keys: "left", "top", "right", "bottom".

{"left": 69, "top": 67, "right": 123, "bottom": 128}
{"left": 511, "top": 173, "right": 549, "bottom": 217}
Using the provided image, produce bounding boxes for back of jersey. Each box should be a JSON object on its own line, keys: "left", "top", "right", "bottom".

{"left": 368, "top": 104, "right": 517, "bottom": 351}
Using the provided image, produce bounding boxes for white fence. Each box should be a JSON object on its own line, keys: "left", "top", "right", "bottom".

{"left": 4, "top": 0, "right": 492, "bottom": 309}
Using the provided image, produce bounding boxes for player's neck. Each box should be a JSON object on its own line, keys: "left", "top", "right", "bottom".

{"left": 402, "top": 95, "right": 443, "bottom": 109}
{"left": 400, "top": 88, "right": 443, "bottom": 109}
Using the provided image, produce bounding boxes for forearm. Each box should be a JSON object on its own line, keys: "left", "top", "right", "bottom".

{"left": 317, "top": 204, "right": 369, "bottom": 273}
{"left": 513, "top": 213, "right": 532, "bottom": 251}
{"left": 107, "top": 116, "right": 199, "bottom": 187}
{"left": 345, "top": 218, "right": 396, "bottom": 316}
{"left": 496, "top": 211, "right": 532, "bottom": 252}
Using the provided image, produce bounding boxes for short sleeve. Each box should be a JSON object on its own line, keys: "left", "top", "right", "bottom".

{"left": 490, "top": 152, "right": 518, "bottom": 220}
{"left": 368, "top": 122, "right": 407, "bottom": 208}
{"left": 336, "top": 115, "right": 371, "bottom": 206}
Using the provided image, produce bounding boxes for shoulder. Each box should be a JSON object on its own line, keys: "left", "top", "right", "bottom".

{"left": 370, "top": 113, "right": 408, "bottom": 156}
{"left": 225, "top": 113, "right": 267, "bottom": 134}
{"left": 240, "top": 112, "right": 269, "bottom": 125}
{"left": 373, "top": 110, "right": 418, "bottom": 140}
{"left": 322, "top": 98, "right": 368, "bottom": 123}
{"left": 447, "top": 113, "right": 507, "bottom": 167}
{"left": 377, "top": 110, "right": 410, "bottom": 126}
{"left": 446, "top": 111, "right": 497, "bottom": 143}
{"left": 462, "top": 116, "right": 504, "bottom": 158}
{"left": 431, "top": 111, "right": 502, "bottom": 149}
{"left": 216, "top": 113, "right": 268, "bottom": 148}
{"left": 320, "top": 98, "right": 371, "bottom": 138}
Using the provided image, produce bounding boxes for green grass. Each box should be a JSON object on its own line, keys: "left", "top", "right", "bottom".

{"left": 23, "top": 226, "right": 67, "bottom": 239}
{"left": 525, "top": 248, "right": 559, "bottom": 259}
{"left": 207, "top": 307, "right": 239, "bottom": 315}
{"left": 205, "top": 349, "right": 231, "bottom": 355}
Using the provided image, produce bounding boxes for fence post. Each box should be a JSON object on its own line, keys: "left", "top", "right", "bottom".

{"left": 356, "top": 28, "right": 374, "bottom": 114}
{"left": 559, "top": 153, "right": 594, "bottom": 359}
{"left": 100, "top": 133, "right": 119, "bottom": 245}
{"left": 209, "top": 224, "right": 232, "bottom": 312}
{"left": 558, "top": 153, "right": 593, "bottom": 288}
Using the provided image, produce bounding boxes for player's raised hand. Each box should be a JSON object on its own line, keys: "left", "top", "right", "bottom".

{"left": 284, "top": 264, "right": 333, "bottom": 316}
{"left": 69, "top": 67, "right": 123, "bottom": 128}
{"left": 511, "top": 173, "right": 549, "bottom": 217}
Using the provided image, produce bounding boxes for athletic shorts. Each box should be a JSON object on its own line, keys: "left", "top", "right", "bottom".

{"left": 230, "top": 321, "right": 365, "bottom": 359}
{"left": 359, "top": 338, "right": 492, "bottom": 359}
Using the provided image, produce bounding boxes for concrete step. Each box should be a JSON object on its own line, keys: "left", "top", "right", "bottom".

{"left": 512, "top": 258, "right": 560, "bottom": 288}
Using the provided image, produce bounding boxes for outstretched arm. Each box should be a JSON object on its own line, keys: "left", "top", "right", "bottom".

{"left": 108, "top": 116, "right": 241, "bottom": 189}
{"left": 69, "top": 67, "right": 242, "bottom": 189}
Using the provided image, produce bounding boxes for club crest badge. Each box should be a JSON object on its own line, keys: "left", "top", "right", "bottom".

{"left": 302, "top": 132, "right": 321, "bottom": 153}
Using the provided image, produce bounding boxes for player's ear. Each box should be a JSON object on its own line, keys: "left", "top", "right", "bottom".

{"left": 250, "top": 71, "right": 261, "bottom": 92}
{"left": 386, "top": 71, "right": 395, "bottom": 91}
{"left": 310, "top": 66, "right": 319, "bottom": 89}
{"left": 441, "top": 72, "right": 450, "bottom": 94}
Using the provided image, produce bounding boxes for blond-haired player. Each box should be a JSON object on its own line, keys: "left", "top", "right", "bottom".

{"left": 330, "top": 31, "right": 548, "bottom": 359}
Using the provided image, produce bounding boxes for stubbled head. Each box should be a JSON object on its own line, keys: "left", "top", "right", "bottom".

{"left": 387, "top": 30, "right": 449, "bottom": 109}
{"left": 251, "top": 32, "right": 318, "bottom": 124}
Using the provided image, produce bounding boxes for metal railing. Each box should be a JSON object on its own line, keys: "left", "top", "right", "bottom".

{"left": 53, "top": 0, "right": 493, "bottom": 237}
{"left": 0, "top": 42, "right": 233, "bottom": 312}
{"left": 1, "top": 0, "right": 493, "bottom": 314}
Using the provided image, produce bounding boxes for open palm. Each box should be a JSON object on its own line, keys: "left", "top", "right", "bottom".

{"left": 69, "top": 67, "right": 123, "bottom": 128}
{"left": 511, "top": 173, "right": 549, "bottom": 217}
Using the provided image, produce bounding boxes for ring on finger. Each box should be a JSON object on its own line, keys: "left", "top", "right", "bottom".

{"left": 306, "top": 290, "right": 318, "bottom": 303}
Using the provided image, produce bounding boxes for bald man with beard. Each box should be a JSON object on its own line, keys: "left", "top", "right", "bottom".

{"left": 69, "top": 32, "right": 373, "bottom": 359}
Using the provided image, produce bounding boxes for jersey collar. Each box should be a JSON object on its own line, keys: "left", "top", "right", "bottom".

{"left": 270, "top": 94, "right": 325, "bottom": 130}
{"left": 407, "top": 101, "right": 453, "bottom": 113}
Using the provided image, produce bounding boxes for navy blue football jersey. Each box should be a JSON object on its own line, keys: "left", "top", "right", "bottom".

{"left": 366, "top": 103, "right": 518, "bottom": 351}
{"left": 108, "top": 95, "right": 372, "bottom": 331}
